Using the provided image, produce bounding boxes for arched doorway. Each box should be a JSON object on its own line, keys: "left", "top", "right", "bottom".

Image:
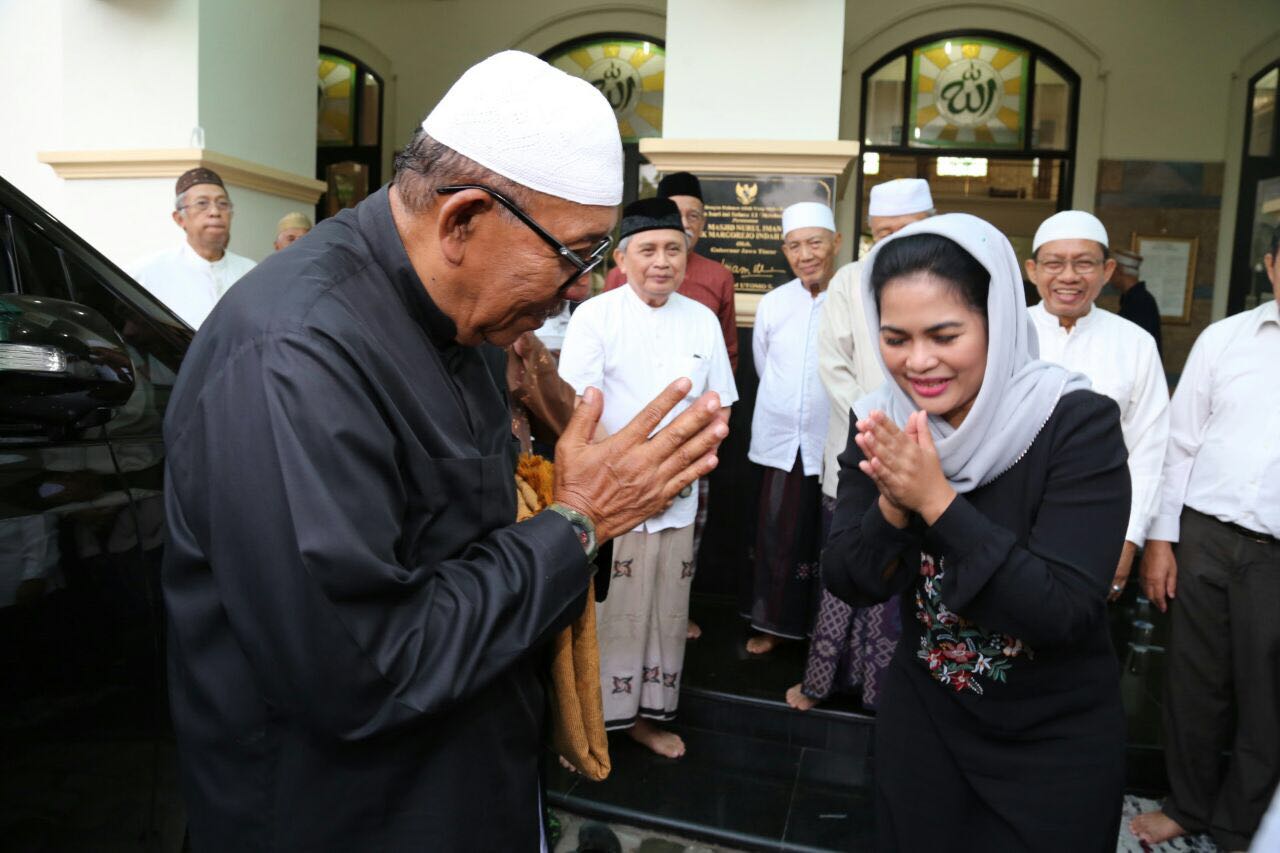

{"left": 315, "top": 48, "right": 384, "bottom": 222}
{"left": 1229, "top": 60, "right": 1280, "bottom": 312}
{"left": 856, "top": 31, "right": 1079, "bottom": 261}
{"left": 539, "top": 34, "right": 665, "bottom": 208}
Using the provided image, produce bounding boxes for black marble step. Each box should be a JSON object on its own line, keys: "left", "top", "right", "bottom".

{"left": 546, "top": 723, "right": 875, "bottom": 853}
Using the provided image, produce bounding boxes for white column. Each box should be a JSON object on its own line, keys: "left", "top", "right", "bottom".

{"left": 663, "top": 0, "right": 846, "bottom": 140}
{"left": 0, "top": 0, "right": 322, "bottom": 269}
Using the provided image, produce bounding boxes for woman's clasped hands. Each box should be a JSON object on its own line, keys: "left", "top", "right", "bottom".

{"left": 854, "top": 410, "right": 957, "bottom": 528}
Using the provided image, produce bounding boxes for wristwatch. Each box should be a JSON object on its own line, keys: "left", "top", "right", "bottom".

{"left": 547, "top": 502, "right": 599, "bottom": 563}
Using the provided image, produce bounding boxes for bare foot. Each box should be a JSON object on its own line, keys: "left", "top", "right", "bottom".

{"left": 1130, "top": 810, "right": 1186, "bottom": 845}
{"left": 786, "top": 683, "right": 818, "bottom": 711}
{"left": 746, "top": 633, "right": 787, "bottom": 655}
{"left": 627, "top": 719, "right": 686, "bottom": 758}
{"left": 686, "top": 620, "right": 702, "bottom": 640}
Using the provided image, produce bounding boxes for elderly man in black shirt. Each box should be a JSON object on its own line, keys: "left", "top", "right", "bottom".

{"left": 1113, "top": 248, "right": 1164, "bottom": 355}
{"left": 161, "top": 51, "right": 727, "bottom": 852}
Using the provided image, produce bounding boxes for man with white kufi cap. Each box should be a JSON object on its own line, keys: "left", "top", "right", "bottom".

{"left": 744, "top": 201, "right": 841, "bottom": 655}
{"left": 785, "top": 178, "right": 933, "bottom": 711}
{"left": 161, "top": 50, "right": 728, "bottom": 851}
{"left": 1112, "top": 248, "right": 1163, "bottom": 354}
{"left": 1025, "top": 210, "right": 1169, "bottom": 605}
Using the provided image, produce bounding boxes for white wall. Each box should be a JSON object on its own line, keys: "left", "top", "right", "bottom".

{"left": 664, "top": 0, "right": 845, "bottom": 140}
{"left": 319, "top": 0, "right": 667, "bottom": 154}
{"left": 0, "top": 2, "right": 66, "bottom": 214}
{"left": 199, "top": 0, "right": 318, "bottom": 176}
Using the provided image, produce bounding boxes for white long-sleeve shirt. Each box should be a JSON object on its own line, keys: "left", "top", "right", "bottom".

{"left": 749, "top": 279, "right": 828, "bottom": 476}
{"left": 1148, "top": 299, "right": 1280, "bottom": 542}
{"left": 817, "top": 260, "right": 885, "bottom": 498}
{"left": 558, "top": 285, "right": 738, "bottom": 533}
{"left": 130, "top": 241, "right": 255, "bottom": 329}
{"left": 1029, "top": 302, "right": 1169, "bottom": 545}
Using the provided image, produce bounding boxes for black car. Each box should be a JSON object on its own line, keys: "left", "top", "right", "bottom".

{"left": 0, "top": 175, "right": 191, "bottom": 851}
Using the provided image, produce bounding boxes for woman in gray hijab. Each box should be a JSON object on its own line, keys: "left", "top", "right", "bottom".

{"left": 822, "top": 214, "right": 1129, "bottom": 852}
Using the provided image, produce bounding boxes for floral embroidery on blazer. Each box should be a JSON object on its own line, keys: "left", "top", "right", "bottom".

{"left": 914, "top": 553, "right": 1032, "bottom": 695}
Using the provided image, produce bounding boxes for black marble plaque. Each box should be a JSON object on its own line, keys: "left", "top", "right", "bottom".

{"left": 696, "top": 174, "right": 837, "bottom": 294}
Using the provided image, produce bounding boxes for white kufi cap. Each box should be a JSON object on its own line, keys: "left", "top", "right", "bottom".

{"left": 1033, "top": 210, "right": 1109, "bottom": 252}
{"left": 868, "top": 179, "right": 934, "bottom": 217}
{"left": 781, "top": 201, "right": 836, "bottom": 238}
{"left": 422, "top": 51, "right": 623, "bottom": 206}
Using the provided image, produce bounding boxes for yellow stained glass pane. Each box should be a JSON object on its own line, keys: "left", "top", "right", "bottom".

{"left": 642, "top": 71, "right": 665, "bottom": 92}
{"left": 923, "top": 48, "right": 950, "bottom": 69}
{"left": 568, "top": 49, "right": 594, "bottom": 71}
{"left": 635, "top": 102, "right": 663, "bottom": 131}
{"left": 916, "top": 104, "right": 940, "bottom": 126}
{"left": 603, "top": 44, "right": 621, "bottom": 58}
{"left": 991, "top": 49, "right": 1020, "bottom": 71}
{"left": 961, "top": 43, "right": 981, "bottom": 59}
{"left": 917, "top": 76, "right": 934, "bottom": 93}
{"left": 1004, "top": 77, "right": 1022, "bottom": 95}
{"left": 998, "top": 107, "right": 1021, "bottom": 129}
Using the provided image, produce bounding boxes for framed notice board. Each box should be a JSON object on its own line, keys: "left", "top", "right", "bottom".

{"left": 1131, "top": 235, "right": 1198, "bottom": 323}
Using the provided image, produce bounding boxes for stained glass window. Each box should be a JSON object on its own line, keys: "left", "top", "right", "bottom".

{"left": 909, "top": 38, "right": 1029, "bottom": 149}
{"left": 543, "top": 37, "right": 665, "bottom": 142}
{"left": 317, "top": 53, "right": 356, "bottom": 146}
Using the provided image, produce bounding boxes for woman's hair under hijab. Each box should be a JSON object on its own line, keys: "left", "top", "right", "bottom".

{"left": 392, "top": 129, "right": 534, "bottom": 216}
{"left": 870, "top": 232, "right": 991, "bottom": 318}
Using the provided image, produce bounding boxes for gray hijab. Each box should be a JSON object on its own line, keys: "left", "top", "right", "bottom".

{"left": 852, "top": 213, "right": 1090, "bottom": 494}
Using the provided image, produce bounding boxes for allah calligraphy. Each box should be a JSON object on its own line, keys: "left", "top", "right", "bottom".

{"left": 545, "top": 39, "right": 666, "bottom": 141}
{"left": 589, "top": 59, "right": 640, "bottom": 113}
{"left": 910, "top": 38, "right": 1028, "bottom": 149}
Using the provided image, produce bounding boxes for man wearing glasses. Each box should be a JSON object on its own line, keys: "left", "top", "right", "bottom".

{"left": 558, "top": 197, "right": 737, "bottom": 759}
{"left": 161, "top": 52, "right": 728, "bottom": 851}
{"left": 130, "top": 167, "right": 255, "bottom": 328}
{"left": 1024, "top": 210, "right": 1170, "bottom": 603}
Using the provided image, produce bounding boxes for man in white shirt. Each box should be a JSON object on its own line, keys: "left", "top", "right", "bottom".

{"left": 559, "top": 198, "right": 737, "bottom": 759}
{"left": 744, "top": 202, "right": 839, "bottom": 656}
{"left": 1131, "top": 231, "right": 1280, "bottom": 851}
{"left": 130, "top": 168, "right": 256, "bottom": 329}
{"left": 787, "top": 178, "right": 934, "bottom": 710}
{"left": 1024, "top": 210, "right": 1170, "bottom": 602}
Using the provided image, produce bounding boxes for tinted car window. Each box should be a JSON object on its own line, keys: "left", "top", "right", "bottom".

{"left": 8, "top": 213, "right": 71, "bottom": 300}
{"left": 0, "top": 214, "right": 15, "bottom": 294}
{"left": 65, "top": 255, "right": 182, "bottom": 431}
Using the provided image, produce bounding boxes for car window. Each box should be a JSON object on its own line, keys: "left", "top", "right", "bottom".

{"left": 0, "top": 214, "right": 16, "bottom": 294}
{"left": 64, "top": 254, "right": 183, "bottom": 433}
{"left": 7, "top": 213, "right": 72, "bottom": 300}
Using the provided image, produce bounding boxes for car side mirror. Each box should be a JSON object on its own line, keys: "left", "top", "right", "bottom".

{"left": 0, "top": 294, "right": 136, "bottom": 434}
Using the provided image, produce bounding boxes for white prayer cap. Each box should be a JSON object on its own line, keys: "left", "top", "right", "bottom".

{"left": 782, "top": 202, "right": 836, "bottom": 238}
{"left": 1113, "top": 248, "right": 1142, "bottom": 274}
{"left": 868, "top": 179, "right": 934, "bottom": 217}
{"left": 1032, "top": 210, "right": 1109, "bottom": 252}
{"left": 422, "top": 51, "right": 623, "bottom": 207}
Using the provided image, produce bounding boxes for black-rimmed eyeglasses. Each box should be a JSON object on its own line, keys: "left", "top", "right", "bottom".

{"left": 437, "top": 185, "right": 613, "bottom": 292}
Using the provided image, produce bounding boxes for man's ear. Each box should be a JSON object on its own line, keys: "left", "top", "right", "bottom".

{"left": 1102, "top": 257, "right": 1118, "bottom": 284}
{"left": 172, "top": 210, "right": 184, "bottom": 229}
{"left": 1023, "top": 257, "right": 1038, "bottom": 284}
{"left": 436, "top": 189, "right": 496, "bottom": 266}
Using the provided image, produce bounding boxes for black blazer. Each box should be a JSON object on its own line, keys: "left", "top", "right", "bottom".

{"left": 823, "top": 390, "right": 1130, "bottom": 728}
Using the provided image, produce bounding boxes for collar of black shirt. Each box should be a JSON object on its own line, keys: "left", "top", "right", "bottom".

{"left": 357, "top": 185, "right": 459, "bottom": 350}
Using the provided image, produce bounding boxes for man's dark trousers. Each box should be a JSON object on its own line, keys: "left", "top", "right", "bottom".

{"left": 1162, "top": 508, "right": 1280, "bottom": 850}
